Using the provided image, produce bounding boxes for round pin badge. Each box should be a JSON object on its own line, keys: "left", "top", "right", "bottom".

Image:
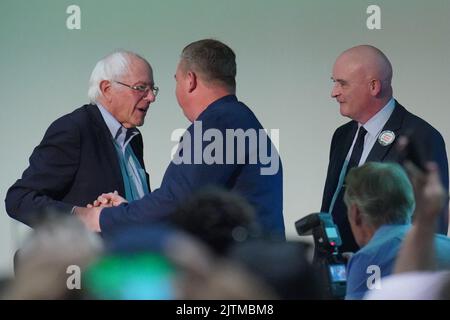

{"left": 378, "top": 130, "right": 396, "bottom": 146}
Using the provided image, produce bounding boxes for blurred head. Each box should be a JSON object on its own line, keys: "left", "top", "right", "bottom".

{"left": 344, "top": 162, "right": 415, "bottom": 247}
{"left": 4, "top": 215, "right": 103, "bottom": 299}
{"left": 84, "top": 224, "right": 274, "bottom": 300}
{"left": 170, "top": 187, "right": 258, "bottom": 255}
{"left": 166, "top": 233, "right": 277, "bottom": 299}
{"left": 85, "top": 224, "right": 187, "bottom": 300}
{"left": 331, "top": 45, "right": 393, "bottom": 124}
{"left": 229, "top": 240, "right": 322, "bottom": 299}
{"left": 175, "top": 39, "right": 236, "bottom": 121}
{"left": 88, "top": 50, "right": 157, "bottom": 128}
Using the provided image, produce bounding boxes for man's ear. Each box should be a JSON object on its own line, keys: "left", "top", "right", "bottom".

{"left": 187, "top": 71, "right": 197, "bottom": 93}
{"left": 369, "top": 79, "right": 382, "bottom": 97}
{"left": 99, "top": 80, "right": 112, "bottom": 102}
{"left": 349, "top": 203, "right": 363, "bottom": 227}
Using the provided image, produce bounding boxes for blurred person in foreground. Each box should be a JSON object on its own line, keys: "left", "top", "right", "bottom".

{"left": 170, "top": 187, "right": 260, "bottom": 255}
{"left": 228, "top": 240, "right": 323, "bottom": 299}
{"left": 366, "top": 161, "right": 450, "bottom": 300}
{"left": 2, "top": 215, "right": 103, "bottom": 299}
{"left": 343, "top": 162, "right": 450, "bottom": 299}
{"left": 84, "top": 224, "right": 276, "bottom": 300}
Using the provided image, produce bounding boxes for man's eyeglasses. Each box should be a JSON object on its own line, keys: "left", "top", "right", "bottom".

{"left": 114, "top": 81, "right": 159, "bottom": 97}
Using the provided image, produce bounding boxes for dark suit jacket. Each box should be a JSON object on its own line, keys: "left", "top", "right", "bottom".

{"left": 100, "top": 95, "right": 285, "bottom": 238}
{"left": 321, "top": 101, "right": 449, "bottom": 252}
{"left": 5, "top": 104, "right": 149, "bottom": 227}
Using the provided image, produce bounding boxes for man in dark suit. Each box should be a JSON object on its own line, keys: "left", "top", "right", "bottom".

{"left": 321, "top": 45, "right": 448, "bottom": 253}
{"left": 5, "top": 51, "right": 156, "bottom": 227}
{"left": 76, "top": 39, "right": 285, "bottom": 238}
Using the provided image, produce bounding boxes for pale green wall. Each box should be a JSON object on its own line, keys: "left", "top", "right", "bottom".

{"left": 1, "top": 0, "right": 449, "bottom": 276}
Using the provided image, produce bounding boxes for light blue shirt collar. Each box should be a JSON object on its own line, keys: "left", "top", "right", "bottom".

{"left": 351, "top": 98, "right": 396, "bottom": 166}
{"left": 96, "top": 103, "right": 139, "bottom": 148}
{"left": 364, "top": 223, "right": 411, "bottom": 250}
{"left": 361, "top": 97, "right": 395, "bottom": 138}
{"left": 372, "top": 223, "right": 411, "bottom": 239}
{"left": 96, "top": 103, "right": 122, "bottom": 139}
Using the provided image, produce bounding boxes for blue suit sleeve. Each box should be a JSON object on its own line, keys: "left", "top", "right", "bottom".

{"left": 100, "top": 119, "right": 238, "bottom": 233}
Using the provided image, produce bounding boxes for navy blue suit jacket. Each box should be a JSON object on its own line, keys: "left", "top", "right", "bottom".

{"left": 5, "top": 104, "right": 149, "bottom": 227}
{"left": 100, "top": 95, "right": 285, "bottom": 237}
{"left": 321, "top": 101, "right": 449, "bottom": 252}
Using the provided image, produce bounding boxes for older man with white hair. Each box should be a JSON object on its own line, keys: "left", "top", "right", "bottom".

{"left": 5, "top": 50, "right": 157, "bottom": 226}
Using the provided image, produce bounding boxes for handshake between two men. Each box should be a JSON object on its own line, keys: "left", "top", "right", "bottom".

{"left": 74, "top": 191, "right": 127, "bottom": 233}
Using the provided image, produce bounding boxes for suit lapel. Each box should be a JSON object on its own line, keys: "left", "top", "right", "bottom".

{"left": 321, "top": 122, "right": 358, "bottom": 212}
{"left": 87, "top": 104, "right": 125, "bottom": 196}
{"left": 366, "top": 101, "right": 406, "bottom": 162}
{"left": 334, "top": 122, "right": 358, "bottom": 173}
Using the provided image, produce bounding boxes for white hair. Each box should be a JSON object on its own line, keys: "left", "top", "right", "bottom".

{"left": 87, "top": 50, "right": 149, "bottom": 103}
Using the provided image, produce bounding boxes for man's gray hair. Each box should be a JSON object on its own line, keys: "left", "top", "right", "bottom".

{"left": 343, "top": 162, "right": 415, "bottom": 228}
{"left": 88, "top": 50, "right": 149, "bottom": 103}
